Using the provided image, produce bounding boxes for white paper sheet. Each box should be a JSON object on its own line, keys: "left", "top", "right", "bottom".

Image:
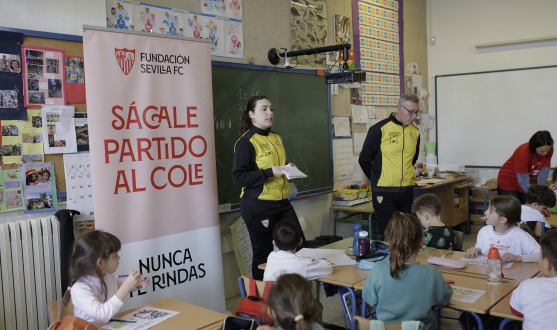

{"left": 367, "top": 118, "right": 382, "bottom": 132}
{"left": 333, "top": 139, "right": 354, "bottom": 181}
{"left": 460, "top": 256, "right": 514, "bottom": 268}
{"left": 351, "top": 105, "right": 368, "bottom": 124}
{"left": 64, "top": 153, "right": 94, "bottom": 220}
{"left": 296, "top": 248, "right": 345, "bottom": 258}
{"left": 367, "top": 106, "right": 375, "bottom": 118}
{"left": 353, "top": 133, "right": 366, "bottom": 153}
{"left": 42, "top": 105, "right": 77, "bottom": 154}
{"left": 450, "top": 286, "right": 485, "bottom": 304}
{"left": 296, "top": 248, "right": 356, "bottom": 267}
{"left": 374, "top": 107, "right": 388, "bottom": 119}
{"left": 333, "top": 116, "right": 351, "bottom": 137}
{"left": 352, "top": 156, "right": 364, "bottom": 182}
{"left": 276, "top": 164, "right": 307, "bottom": 179}
{"left": 103, "top": 307, "right": 180, "bottom": 330}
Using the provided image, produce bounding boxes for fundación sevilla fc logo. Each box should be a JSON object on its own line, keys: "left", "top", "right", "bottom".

{"left": 114, "top": 48, "right": 135, "bottom": 75}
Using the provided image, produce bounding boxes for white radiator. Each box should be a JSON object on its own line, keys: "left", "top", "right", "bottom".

{"left": 0, "top": 216, "right": 62, "bottom": 330}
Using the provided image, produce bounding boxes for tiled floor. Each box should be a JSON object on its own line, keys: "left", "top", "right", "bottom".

{"left": 226, "top": 229, "right": 480, "bottom": 330}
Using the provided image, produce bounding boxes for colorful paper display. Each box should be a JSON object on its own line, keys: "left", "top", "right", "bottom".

{"left": 0, "top": 169, "right": 25, "bottom": 212}
{"left": 366, "top": 72, "right": 400, "bottom": 85}
{"left": 358, "top": 2, "right": 398, "bottom": 21}
{"left": 64, "top": 55, "right": 86, "bottom": 103}
{"left": 358, "top": 14, "right": 398, "bottom": 32}
{"left": 360, "top": 49, "right": 399, "bottom": 63}
{"left": 106, "top": 1, "right": 242, "bottom": 59}
{"left": 0, "top": 30, "right": 27, "bottom": 120}
{"left": 22, "top": 45, "right": 66, "bottom": 108}
{"left": 362, "top": 95, "right": 400, "bottom": 106}
{"left": 20, "top": 162, "right": 58, "bottom": 213}
{"left": 360, "top": 37, "right": 399, "bottom": 53}
{"left": 362, "top": 83, "right": 400, "bottom": 95}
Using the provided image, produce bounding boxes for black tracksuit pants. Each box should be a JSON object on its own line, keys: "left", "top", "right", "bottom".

{"left": 371, "top": 188, "right": 414, "bottom": 239}
{"left": 240, "top": 198, "right": 306, "bottom": 280}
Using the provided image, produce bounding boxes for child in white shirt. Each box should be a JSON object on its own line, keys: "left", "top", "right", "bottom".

{"left": 62, "top": 230, "right": 151, "bottom": 326}
{"left": 465, "top": 195, "right": 540, "bottom": 263}
{"left": 520, "top": 184, "right": 555, "bottom": 232}
{"left": 263, "top": 220, "right": 332, "bottom": 282}
{"left": 510, "top": 230, "right": 557, "bottom": 330}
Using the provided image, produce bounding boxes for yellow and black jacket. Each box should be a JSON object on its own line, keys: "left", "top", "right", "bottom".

{"left": 233, "top": 126, "right": 290, "bottom": 204}
{"left": 358, "top": 113, "right": 420, "bottom": 192}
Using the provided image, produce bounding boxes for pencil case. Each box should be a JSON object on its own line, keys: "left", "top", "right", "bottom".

{"left": 427, "top": 257, "right": 468, "bottom": 269}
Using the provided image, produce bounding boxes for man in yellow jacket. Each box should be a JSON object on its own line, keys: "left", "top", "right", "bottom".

{"left": 358, "top": 94, "right": 421, "bottom": 238}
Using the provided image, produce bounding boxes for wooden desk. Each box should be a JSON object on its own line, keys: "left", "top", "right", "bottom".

{"left": 442, "top": 273, "right": 518, "bottom": 315}
{"left": 488, "top": 292, "right": 522, "bottom": 322}
{"left": 103, "top": 298, "right": 227, "bottom": 330}
{"left": 417, "top": 249, "right": 539, "bottom": 282}
{"left": 415, "top": 176, "right": 472, "bottom": 229}
{"left": 354, "top": 279, "right": 366, "bottom": 291}
{"left": 330, "top": 202, "right": 375, "bottom": 237}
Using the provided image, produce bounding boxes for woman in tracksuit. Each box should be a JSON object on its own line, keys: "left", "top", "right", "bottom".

{"left": 232, "top": 95, "right": 306, "bottom": 280}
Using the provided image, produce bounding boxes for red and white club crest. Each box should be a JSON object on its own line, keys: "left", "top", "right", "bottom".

{"left": 275, "top": 141, "right": 282, "bottom": 148}
{"left": 114, "top": 48, "right": 136, "bottom": 75}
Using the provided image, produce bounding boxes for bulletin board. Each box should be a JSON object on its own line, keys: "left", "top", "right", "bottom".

{"left": 2, "top": 34, "right": 87, "bottom": 195}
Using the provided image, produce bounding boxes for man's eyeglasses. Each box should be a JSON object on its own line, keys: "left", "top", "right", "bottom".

{"left": 400, "top": 104, "right": 422, "bottom": 116}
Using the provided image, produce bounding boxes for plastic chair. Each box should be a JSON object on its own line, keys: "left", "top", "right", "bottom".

{"left": 351, "top": 315, "right": 426, "bottom": 330}
{"left": 454, "top": 230, "right": 464, "bottom": 251}
{"left": 238, "top": 275, "right": 270, "bottom": 299}
{"left": 46, "top": 298, "right": 74, "bottom": 326}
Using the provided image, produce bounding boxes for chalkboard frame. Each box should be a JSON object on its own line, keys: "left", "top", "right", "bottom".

{"left": 212, "top": 61, "right": 334, "bottom": 210}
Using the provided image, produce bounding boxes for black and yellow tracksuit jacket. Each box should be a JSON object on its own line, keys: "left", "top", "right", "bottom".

{"left": 232, "top": 126, "right": 290, "bottom": 205}
{"left": 358, "top": 113, "right": 420, "bottom": 192}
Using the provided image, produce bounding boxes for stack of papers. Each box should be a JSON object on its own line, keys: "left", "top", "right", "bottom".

{"left": 296, "top": 248, "right": 357, "bottom": 267}
{"left": 276, "top": 164, "right": 307, "bottom": 180}
{"left": 460, "top": 256, "right": 514, "bottom": 268}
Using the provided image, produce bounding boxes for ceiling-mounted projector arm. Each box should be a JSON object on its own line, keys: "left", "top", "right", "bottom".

{"left": 268, "top": 43, "right": 351, "bottom": 68}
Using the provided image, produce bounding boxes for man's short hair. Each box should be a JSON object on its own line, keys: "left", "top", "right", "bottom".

{"left": 398, "top": 94, "right": 420, "bottom": 106}
{"left": 272, "top": 220, "right": 301, "bottom": 251}
{"left": 526, "top": 184, "right": 557, "bottom": 208}
{"left": 540, "top": 230, "right": 557, "bottom": 270}
{"left": 412, "top": 193, "right": 442, "bottom": 217}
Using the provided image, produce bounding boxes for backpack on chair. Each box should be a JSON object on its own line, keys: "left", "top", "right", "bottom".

{"left": 235, "top": 278, "right": 274, "bottom": 325}
{"left": 47, "top": 299, "right": 100, "bottom": 330}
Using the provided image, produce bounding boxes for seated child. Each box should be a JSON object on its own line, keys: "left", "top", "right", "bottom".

{"left": 510, "top": 230, "right": 557, "bottom": 330}
{"left": 63, "top": 230, "right": 150, "bottom": 326}
{"left": 263, "top": 220, "right": 332, "bottom": 281}
{"left": 465, "top": 195, "right": 540, "bottom": 263}
{"left": 259, "top": 273, "right": 324, "bottom": 330}
{"left": 362, "top": 213, "right": 453, "bottom": 330}
{"left": 412, "top": 193, "right": 456, "bottom": 250}
{"left": 520, "top": 184, "right": 556, "bottom": 232}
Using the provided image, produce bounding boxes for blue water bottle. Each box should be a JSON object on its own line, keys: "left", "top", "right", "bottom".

{"left": 352, "top": 224, "right": 362, "bottom": 256}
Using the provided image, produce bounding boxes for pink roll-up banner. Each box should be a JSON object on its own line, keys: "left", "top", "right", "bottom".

{"left": 83, "top": 26, "right": 224, "bottom": 312}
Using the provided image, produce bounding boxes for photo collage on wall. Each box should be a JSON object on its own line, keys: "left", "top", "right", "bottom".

{"left": 0, "top": 31, "right": 26, "bottom": 121}
{"left": 104, "top": 0, "right": 244, "bottom": 59}
{"left": 22, "top": 45, "right": 66, "bottom": 108}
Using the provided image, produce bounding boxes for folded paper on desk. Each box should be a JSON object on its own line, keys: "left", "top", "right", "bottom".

{"left": 103, "top": 307, "right": 179, "bottom": 330}
{"left": 276, "top": 165, "right": 307, "bottom": 179}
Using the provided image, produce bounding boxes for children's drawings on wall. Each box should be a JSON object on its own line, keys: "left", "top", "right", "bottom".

{"left": 105, "top": 0, "right": 133, "bottom": 30}
{"left": 225, "top": 19, "right": 243, "bottom": 59}
{"left": 334, "top": 14, "right": 351, "bottom": 45}
{"left": 290, "top": 0, "right": 327, "bottom": 68}
{"left": 106, "top": 2, "right": 243, "bottom": 59}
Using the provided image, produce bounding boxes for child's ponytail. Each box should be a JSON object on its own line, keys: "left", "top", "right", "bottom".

{"left": 266, "top": 274, "right": 321, "bottom": 330}
{"left": 385, "top": 212, "right": 423, "bottom": 279}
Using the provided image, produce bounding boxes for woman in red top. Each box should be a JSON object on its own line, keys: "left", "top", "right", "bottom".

{"left": 498, "top": 131, "right": 554, "bottom": 204}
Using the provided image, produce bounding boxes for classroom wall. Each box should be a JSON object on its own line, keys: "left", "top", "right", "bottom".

{"left": 1, "top": 0, "right": 428, "bottom": 300}
{"left": 426, "top": 0, "right": 557, "bottom": 142}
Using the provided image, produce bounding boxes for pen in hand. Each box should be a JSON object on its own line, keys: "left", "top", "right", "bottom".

{"left": 110, "top": 318, "right": 136, "bottom": 323}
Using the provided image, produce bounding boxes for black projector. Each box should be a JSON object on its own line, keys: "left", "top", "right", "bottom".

{"left": 325, "top": 70, "right": 366, "bottom": 85}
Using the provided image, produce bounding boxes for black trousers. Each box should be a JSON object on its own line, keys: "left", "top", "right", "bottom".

{"left": 371, "top": 188, "right": 414, "bottom": 239}
{"left": 240, "top": 199, "right": 306, "bottom": 280}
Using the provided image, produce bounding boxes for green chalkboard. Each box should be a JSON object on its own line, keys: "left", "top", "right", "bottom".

{"left": 212, "top": 63, "right": 332, "bottom": 206}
